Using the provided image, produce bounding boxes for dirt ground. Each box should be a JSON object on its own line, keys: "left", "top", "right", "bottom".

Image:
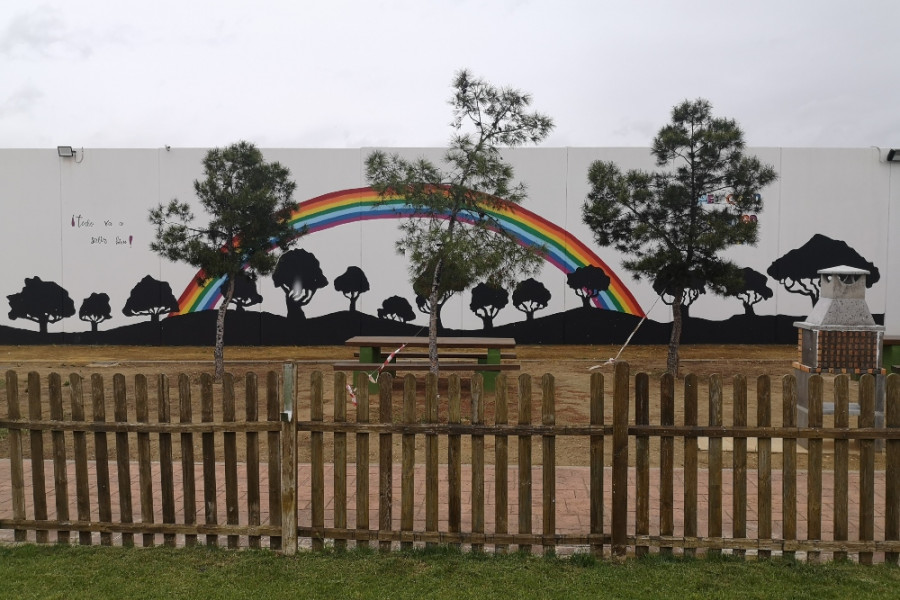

{"left": 1, "top": 343, "right": 860, "bottom": 469}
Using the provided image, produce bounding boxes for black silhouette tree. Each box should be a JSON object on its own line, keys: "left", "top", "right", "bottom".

{"left": 378, "top": 296, "right": 415, "bottom": 322}
{"left": 149, "top": 141, "right": 301, "bottom": 380}
{"left": 272, "top": 248, "right": 328, "bottom": 321}
{"left": 730, "top": 267, "right": 773, "bottom": 316}
{"left": 227, "top": 272, "right": 263, "bottom": 311}
{"left": 79, "top": 292, "right": 112, "bottom": 332}
{"left": 123, "top": 275, "right": 180, "bottom": 323}
{"left": 767, "top": 234, "right": 880, "bottom": 306}
{"left": 7, "top": 276, "right": 75, "bottom": 333}
{"left": 366, "top": 70, "right": 553, "bottom": 373}
{"left": 333, "top": 266, "right": 370, "bottom": 312}
{"left": 566, "top": 265, "right": 611, "bottom": 308}
{"left": 582, "top": 99, "right": 777, "bottom": 374}
{"left": 469, "top": 283, "right": 508, "bottom": 330}
{"left": 512, "top": 278, "right": 552, "bottom": 322}
{"left": 652, "top": 266, "right": 706, "bottom": 320}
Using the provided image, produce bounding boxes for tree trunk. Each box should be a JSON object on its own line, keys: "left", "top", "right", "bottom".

{"left": 349, "top": 295, "right": 357, "bottom": 312}
{"left": 581, "top": 295, "right": 591, "bottom": 308}
{"left": 667, "top": 293, "right": 683, "bottom": 376}
{"left": 91, "top": 321, "right": 98, "bottom": 333}
{"left": 743, "top": 302, "right": 755, "bottom": 316}
{"left": 428, "top": 259, "right": 444, "bottom": 376}
{"left": 214, "top": 278, "right": 236, "bottom": 382}
{"left": 482, "top": 316, "right": 493, "bottom": 330}
{"left": 39, "top": 319, "right": 48, "bottom": 334}
{"left": 526, "top": 311, "right": 534, "bottom": 322}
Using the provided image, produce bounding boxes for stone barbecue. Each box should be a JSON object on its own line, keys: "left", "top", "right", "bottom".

{"left": 794, "top": 266, "right": 884, "bottom": 372}
{"left": 793, "top": 266, "right": 886, "bottom": 430}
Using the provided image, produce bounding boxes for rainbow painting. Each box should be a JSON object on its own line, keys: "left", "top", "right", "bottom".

{"left": 173, "top": 187, "right": 644, "bottom": 317}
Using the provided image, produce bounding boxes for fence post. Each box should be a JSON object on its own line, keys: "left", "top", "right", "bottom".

{"left": 280, "top": 363, "right": 298, "bottom": 555}
{"left": 611, "top": 361, "right": 629, "bottom": 557}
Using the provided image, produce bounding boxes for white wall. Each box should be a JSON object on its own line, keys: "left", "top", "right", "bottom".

{"left": 0, "top": 146, "right": 895, "bottom": 336}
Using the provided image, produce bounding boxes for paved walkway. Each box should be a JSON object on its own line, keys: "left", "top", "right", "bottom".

{"left": 0, "top": 460, "right": 886, "bottom": 552}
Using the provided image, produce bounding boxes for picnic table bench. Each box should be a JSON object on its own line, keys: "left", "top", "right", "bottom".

{"left": 335, "top": 335, "right": 518, "bottom": 393}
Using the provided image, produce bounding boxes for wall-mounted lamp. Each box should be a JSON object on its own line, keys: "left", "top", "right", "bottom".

{"left": 887, "top": 148, "right": 900, "bottom": 162}
{"left": 57, "top": 146, "right": 76, "bottom": 158}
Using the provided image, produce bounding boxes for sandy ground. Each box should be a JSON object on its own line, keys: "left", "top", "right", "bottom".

{"left": 1, "top": 343, "right": 848, "bottom": 468}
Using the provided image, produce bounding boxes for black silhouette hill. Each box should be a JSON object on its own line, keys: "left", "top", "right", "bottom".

{"left": 1, "top": 306, "right": 880, "bottom": 346}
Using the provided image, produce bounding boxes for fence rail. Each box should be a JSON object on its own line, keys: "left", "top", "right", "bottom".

{"left": 1, "top": 364, "right": 899, "bottom": 562}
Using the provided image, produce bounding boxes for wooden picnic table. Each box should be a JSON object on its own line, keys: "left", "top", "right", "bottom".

{"left": 336, "top": 335, "right": 518, "bottom": 393}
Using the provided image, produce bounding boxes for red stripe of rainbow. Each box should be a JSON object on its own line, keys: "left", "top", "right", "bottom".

{"left": 172, "top": 187, "right": 644, "bottom": 317}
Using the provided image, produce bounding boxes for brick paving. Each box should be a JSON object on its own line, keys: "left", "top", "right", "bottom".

{"left": 0, "top": 460, "right": 886, "bottom": 551}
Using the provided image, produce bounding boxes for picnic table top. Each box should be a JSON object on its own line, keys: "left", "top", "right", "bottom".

{"left": 344, "top": 335, "right": 516, "bottom": 349}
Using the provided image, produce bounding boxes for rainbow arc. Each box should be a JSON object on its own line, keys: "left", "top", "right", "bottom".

{"left": 173, "top": 187, "right": 644, "bottom": 317}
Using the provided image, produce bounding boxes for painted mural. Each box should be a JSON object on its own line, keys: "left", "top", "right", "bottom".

{"left": 0, "top": 147, "right": 896, "bottom": 346}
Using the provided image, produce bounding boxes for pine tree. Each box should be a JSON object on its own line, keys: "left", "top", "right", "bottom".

{"left": 149, "top": 141, "right": 300, "bottom": 380}
{"left": 583, "top": 99, "right": 777, "bottom": 375}
{"left": 365, "top": 70, "right": 553, "bottom": 374}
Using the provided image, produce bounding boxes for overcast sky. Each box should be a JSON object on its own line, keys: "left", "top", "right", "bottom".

{"left": 2, "top": 0, "right": 898, "bottom": 151}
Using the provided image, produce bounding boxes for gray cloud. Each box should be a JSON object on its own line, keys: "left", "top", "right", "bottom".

{"left": 0, "top": 85, "right": 43, "bottom": 117}
{"left": 0, "top": 6, "right": 91, "bottom": 58}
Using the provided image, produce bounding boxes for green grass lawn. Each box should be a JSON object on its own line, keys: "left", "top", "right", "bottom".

{"left": 2, "top": 545, "right": 900, "bottom": 599}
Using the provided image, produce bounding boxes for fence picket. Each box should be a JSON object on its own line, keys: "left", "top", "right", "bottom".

{"left": 223, "top": 373, "right": 239, "bottom": 549}
{"left": 472, "top": 374, "right": 486, "bottom": 553}
{"left": 683, "top": 374, "right": 699, "bottom": 558}
{"left": 611, "top": 362, "right": 628, "bottom": 557}
{"left": 267, "top": 371, "right": 282, "bottom": 551}
{"left": 708, "top": 374, "right": 723, "bottom": 556}
{"left": 245, "top": 373, "right": 261, "bottom": 550}
{"left": 92, "top": 374, "right": 112, "bottom": 546}
{"left": 807, "top": 374, "right": 824, "bottom": 563}
{"left": 833, "top": 375, "right": 849, "bottom": 562}
{"left": 201, "top": 373, "right": 218, "bottom": 547}
{"left": 69, "top": 373, "right": 91, "bottom": 546}
{"left": 401, "top": 374, "right": 416, "bottom": 551}
{"left": 541, "top": 374, "right": 556, "bottom": 556}
{"left": 448, "top": 375, "right": 462, "bottom": 550}
{"left": 28, "top": 372, "right": 48, "bottom": 544}
{"left": 49, "top": 373, "right": 70, "bottom": 544}
{"left": 334, "top": 371, "right": 348, "bottom": 551}
{"left": 158, "top": 375, "right": 176, "bottom": 548}
{"left": 5, "top": 371, "right": 26, "bottom": 543}
{"left": 659, "top": 373, "right": 674, "bottom": 556}
{"left": 355, "top": 371, "right": 371, "bottom": 549}
{"left": 887, "top": 374, "right": 900, "bottom": 565}
{"left": 782, "top": 374, "right": 798, "bottom": 561}
{"left": 135, "top": 375, "right": 155, "bottom": 547}
{"left": 518, "top": 373, "right": 533, "bottom": 554}
{"left": 113, "top": 374, "right": 134, "bottom": 548}
{"left": 589, "top": 372, "right": 604, "bottom": 557}
{"left": 310, "top": 370, "right": 325, "bottom": 551}
{"left": 179, "top": 374, "right": 197, "bottom": 548}
{"left": 859, "top": 374, "right": 876, "bottom": 565}
{"left": 378, "top": 373, "right": 393, "bottom": 552}
{"left": 757, "top": 375, "right": 771, "bottom": 559}
{"left": 635, "top": 372, "right": 649, "bottom": 557}
{"left": 425, "top": 372, "right": 438, "bottom": 549}
{"left": 495, "top": 374, "right": 509, "bottom": 554}
{"left": 732, "top": 375, "right": 747, "bottom": 557}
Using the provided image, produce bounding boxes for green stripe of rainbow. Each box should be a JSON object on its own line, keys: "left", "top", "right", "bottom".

{"left": 173, "top": 187, "right": 644, "bottom": 317}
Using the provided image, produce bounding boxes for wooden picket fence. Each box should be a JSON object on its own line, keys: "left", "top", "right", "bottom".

{"left": 2, "top": 364, "right": 900, "bottom": 561}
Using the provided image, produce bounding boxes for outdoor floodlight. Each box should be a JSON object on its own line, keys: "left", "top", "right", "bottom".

{"left": 57, "top": 146, "right": 75, "bottom": 158}
{"left": 887, "top": 149, "right": 900, "bottom": 162}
